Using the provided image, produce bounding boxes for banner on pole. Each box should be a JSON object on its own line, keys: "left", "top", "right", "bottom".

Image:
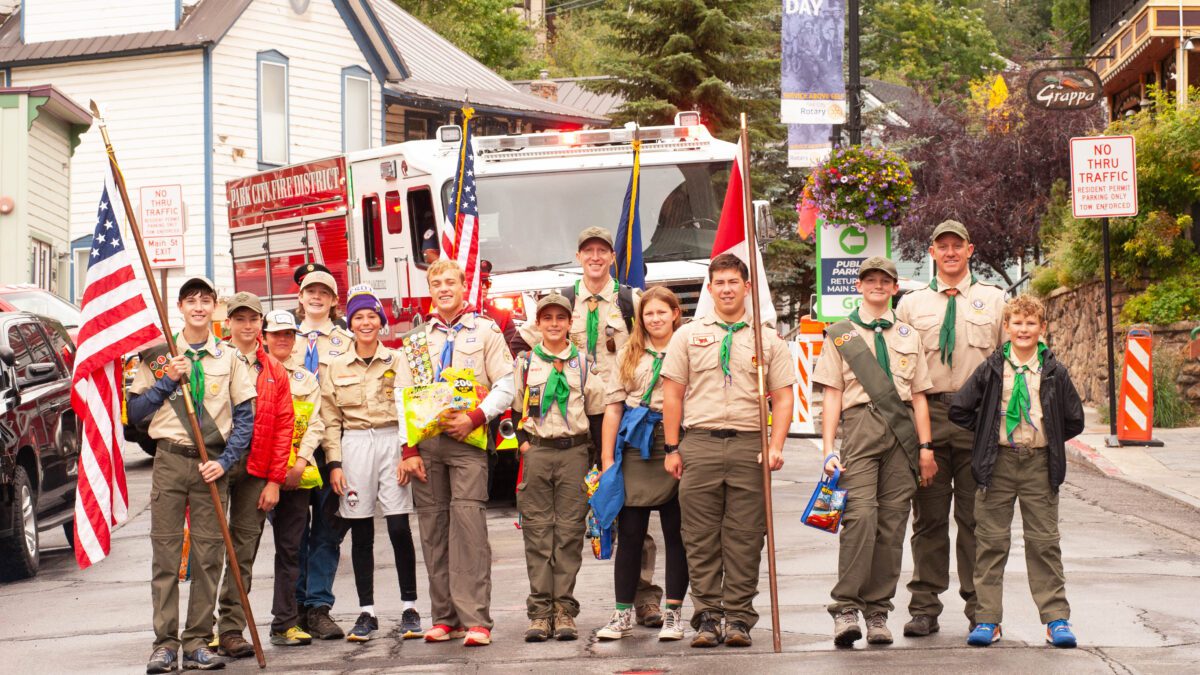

{"left": 781, "top": 0, "right": 846, "bottom": 124}
{"left": 788, "top": 124, "right": 833, "bottom": 168}
{"left": 814, "top": 221, "right": 891, "bottom": 322}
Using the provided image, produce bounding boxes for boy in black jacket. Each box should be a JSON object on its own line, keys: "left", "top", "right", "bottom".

{"left": 949, "top": 294, "right": 1085, "bottom": 649}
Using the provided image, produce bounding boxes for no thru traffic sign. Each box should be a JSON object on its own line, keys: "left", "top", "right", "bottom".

{"left": 1069, "top": 135, "right": 1138, "bottom": 219}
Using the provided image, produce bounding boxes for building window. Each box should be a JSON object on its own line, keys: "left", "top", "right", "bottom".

{"left": 30, "top": 239, "right": 53, "bottom": 291}
{"left": 258, "top": 50, "right": 289, "bottom": 166}
{"left": 342, "top": 66, "right": 371, "bottom": 152}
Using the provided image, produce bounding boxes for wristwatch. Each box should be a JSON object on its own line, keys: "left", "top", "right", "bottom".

{"left": 918, "top": 442, "right": 934, "bottom": 450}
{"left": 664, "top": 443, "right": 680, "bottom": 455}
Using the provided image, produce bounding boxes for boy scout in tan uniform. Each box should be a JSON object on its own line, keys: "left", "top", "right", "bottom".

{"left": 894, "top": 220, "right": 1005, "bottom": 637}
{"left": 292, "top": 271, "right": 355, "bottom": 378}
{"left": 660, "top": 253, "right": 795, "bottom": 648}
{"left": 814, "top": 256, "right": 935, "bottom": 647}
{"left": 513, "top": 293, "right": 608, "bottom": 643}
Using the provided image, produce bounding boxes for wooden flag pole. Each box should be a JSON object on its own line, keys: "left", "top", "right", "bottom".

{"left": 739, "top": 113, "right": 783, "bottom": 653}
{"left": 89, "top": 102, "right": 267, "bottom": 669}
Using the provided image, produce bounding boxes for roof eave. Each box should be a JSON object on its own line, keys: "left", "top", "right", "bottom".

{"left": 384, "top": 87, "right": 610, "bottom": 127}
{"left": 1, "top": 42, "right": 208, "bottom": 69}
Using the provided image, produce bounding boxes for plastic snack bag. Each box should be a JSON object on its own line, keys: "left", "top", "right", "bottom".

{"left": 288, "top": 400, "right": 323, "bottom": 489}
{"left": 402, "top": 367, "right": 490, "bottom": 450}
{"left": 802, "top": 468, "right": 847, "bottom": 534}
{"left": 584, "top": 465, "right": 616, "bottom": 559}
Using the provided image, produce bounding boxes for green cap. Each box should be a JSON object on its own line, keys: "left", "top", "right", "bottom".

{"left": 858, "top": 255, "right": 898, "bottom": 281}
{"left": 536, "top": 292, "right": 574, "bottom": 317}
{"left": 225, "top": 291, "right": 263, "bottom": 316}
{"left": 577, "top": 226, "right": 614, "bottom": 250}
{"left": 931, "top": 219, "right": 970, "bottom": 243}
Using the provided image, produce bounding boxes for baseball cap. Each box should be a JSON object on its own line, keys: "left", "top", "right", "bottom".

{"left": 858, "top": 256, "right": 899, "bottom": 281}
{"left": 299, "top": 270, "right": 337, "bottom": 295}
{"left": 263, "top": 309, "right": 299, "bottom": 333}
{"left": 931, "top": 219, "right": 970, "bottom": 243}
{"left": 225, "top": 291, "right": 263, "bottom": 316}
{"left": 179, "top": 276, "right": 216, "bottom": 301}
{"left": 577, "top": 226, "right": 614, "bottom": 250}
{"left": 536, "top": 292, "right": 573, "bottom": 317}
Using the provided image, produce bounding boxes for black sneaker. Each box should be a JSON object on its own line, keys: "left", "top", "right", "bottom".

{"left": 307, "top": 606, "right": 344, "bottom": 640}
{"left": 691, "top": 612, "right": 724, "bottom": 648}
{"left": 400, "top": 608, "right": 424, "bottom": 638}
{"left": 146, "top": 647, "right": 177, "bottom": 674}
{"left": 181, "top": 646, "right": 225, "bottom": 670}
{"left": 346, "top": 612, "right": 378, "bottom": 642}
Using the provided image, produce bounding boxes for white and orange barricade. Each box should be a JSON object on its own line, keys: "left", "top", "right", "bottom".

{"left": 1116, "top": 327, "right": 1161, "bottom": 446}
{"left": 788, "top": 318, "right": 826, "bottom": 437}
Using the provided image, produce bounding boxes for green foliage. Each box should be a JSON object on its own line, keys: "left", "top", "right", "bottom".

{"left": 764, "top": 233, "right": 816, "bottom": 320}
{"left": 393, "top": 0, "right": 539, "bottom": 78}
{"left": 543, "top": 4, "right": 621, "bottom": 77}
{"left": 1150, "top": 349, "right": 1195, "bottom": 428}
{"left": 1030, "top": 265, "right": 1060, "bottom": 296}
{"left": 1107, "top": 88, "right": 1200, "bottom": 216}
{"left": 1120, "top": 274, "right": 1200, "bottom": 325}
{"left": 1050, "top": 0, "right": 1090, "bottom": 56}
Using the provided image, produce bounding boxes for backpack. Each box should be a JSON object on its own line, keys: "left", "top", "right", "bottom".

{"left": 560, "top": 282, "right": 636, "bottom": 333}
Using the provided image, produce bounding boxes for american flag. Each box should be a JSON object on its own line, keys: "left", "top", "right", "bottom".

{"left": 70, "top": 183, "right": 161, "bottom": 568}
{"left": 444, "top": 110, "right": 481, "bottom": 308}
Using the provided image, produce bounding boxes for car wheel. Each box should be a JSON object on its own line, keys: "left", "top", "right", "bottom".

{"left": 63, "top": 521, "right": 75, "bottom": 550}
{"left": 0, "top": 466, "right": 40, "bottom": 580}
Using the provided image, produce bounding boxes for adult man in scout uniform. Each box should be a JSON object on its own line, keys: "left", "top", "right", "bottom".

{"left": 127, "top": 277, "right": 257, "bottom": 673}
{"left": 895, "top": 220, "right": 1005, "bottom": 637}
{"left": 660, "top": 253, "right": 796, "bottom": 648}
{"left": 814, "top": 256, "right": 936, "bottom": 647}
{"left": 396, "top": 259, "right": 515, "bottom": 646}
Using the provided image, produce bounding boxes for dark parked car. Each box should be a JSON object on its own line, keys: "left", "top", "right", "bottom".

{"left": 0, "top": 284, "right": 83, "bottom": 344}
{"left": 0, "top": 312, "right": 79, "bottom": 580}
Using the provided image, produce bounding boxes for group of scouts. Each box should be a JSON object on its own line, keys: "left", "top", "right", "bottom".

{"left": 128, "top": 216, "right": 1085, "bottom": 673}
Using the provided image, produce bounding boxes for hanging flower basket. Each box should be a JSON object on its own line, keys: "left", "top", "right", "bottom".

{"left": 805, "top": 146, "right": 915, "bottom": 229}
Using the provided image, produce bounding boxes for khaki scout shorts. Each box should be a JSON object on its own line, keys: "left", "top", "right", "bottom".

{"left": 339, "top": 428, "right": 413, "bottom": 518}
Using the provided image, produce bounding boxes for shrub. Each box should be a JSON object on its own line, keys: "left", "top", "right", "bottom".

{"left": 1151, "top": 348, "right": 1195, "bottom": 429}
{"left": 1030, "top": 265, "right": 1060, "bottom": 296}
{"left": 1120, "top": 275, "right": 1200, "bottom": 325}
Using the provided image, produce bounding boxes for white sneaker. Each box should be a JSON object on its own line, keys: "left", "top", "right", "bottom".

{"left": 597, "top": 608, "right": 635, "bottom": 640}
{"left": 658, "top": 607, "right": 685, "bottom": 641}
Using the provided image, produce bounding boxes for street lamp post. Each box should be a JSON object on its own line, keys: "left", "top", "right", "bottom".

{"left": 847, "top": 0, "right": 863, "bottom": 146}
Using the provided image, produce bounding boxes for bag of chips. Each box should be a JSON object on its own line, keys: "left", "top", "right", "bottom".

{"left": 802, "top": 468, "right": 847, "bottom": 534}
{"left": 402, "top": 367, "right": 490, "bottom": 450}
{"left": 288, "top": 400, "right": 324, "bottom": 489}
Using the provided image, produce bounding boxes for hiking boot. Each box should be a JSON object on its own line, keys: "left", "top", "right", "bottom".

{"left": 463, "top": 626, "right": 491, "bottom": 646}
{"left": 306, "top": 606, "right": 344, "bottom": 640}
{"left": 636, "top": 604, "right": 664, "bottom": 628}
{"left": 553, "top": 604, "right": 578, "bottom": 641}
{"left": 269, "top": 626, "right": 312, "bottom": 646}
{"left": 1046, "top": 620, "right": 1076, "bottom": 648}
{"left": 690, "top": 611, "right": 723, "bottom": 648}
{"left": 215, "top": 631, "right": 253, "bottom": 659}
{"left": 346, "top": 612, "right": 378, "bottom": 642}
{"left": 524, "top": 617, "right": 552, "bottom": 642}
{"left": 724, "top": 620, "right": 752, "bottom": 647}
{"left": 658, "top": 607, "right": 685, "bottom": 641}
{"left": 865, "top": 613, "right": 893, "bottom": 645}
{"left": 968, "top": 623, "right": 1002, "bottom": 646}
{"left": 146, "top": 647, "right": 177, "bottom": 674}
{"left": 833, "top": 609, "right": 862, "bottom": 647}
{"left": 902, "top": 614, "right": 940, "bottom": 637}
{"left": 399, "top": 608, "right": 424, "bottom": 639}
{"left": 181, "top": 647, "right": 224, "bottom": 670}
{"left": 596, "top": 608, "right": 635, "bottom": 640}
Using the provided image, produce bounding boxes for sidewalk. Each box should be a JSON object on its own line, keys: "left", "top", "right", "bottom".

{"left": 1067, "top": 407, "right": 1200, "bottom": 510}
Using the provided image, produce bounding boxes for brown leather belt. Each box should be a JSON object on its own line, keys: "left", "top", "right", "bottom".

{"left": 158, "top": 440, "right": 200, "bottom": 458}
{"left": 529, "top": 434, "right": 590, "bottom": 450}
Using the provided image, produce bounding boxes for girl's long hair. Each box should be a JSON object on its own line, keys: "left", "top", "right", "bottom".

{"left": 618, "top": 286, "right": 682, "bottom": 392}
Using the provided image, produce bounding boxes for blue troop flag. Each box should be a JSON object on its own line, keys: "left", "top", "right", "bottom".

{"left": 614, "top": 139, "right": 646, "bottom": 289}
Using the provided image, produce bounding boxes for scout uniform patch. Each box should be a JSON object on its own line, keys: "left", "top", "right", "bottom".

{"left": 402, "top": 329, "right": 435, "bottom": 385}
{"left": 691, "top": 333, "right": 715, "bottom": 347}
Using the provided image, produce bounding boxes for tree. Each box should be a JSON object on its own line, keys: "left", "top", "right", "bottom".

{"left": 1050, "top": 0, "right": 1090, "bottom": 56}
{"left": 392, "top": 0, "right": 540, "bottom": 78}
{"left": 542, "top": 3, "right": 622, "bottom": 77}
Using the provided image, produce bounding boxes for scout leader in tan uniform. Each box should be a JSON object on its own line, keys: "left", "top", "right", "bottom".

{"left": 894, "top": 220, "right": 1005, "bottom": 638}
{"left": 814, "top": 256, "right": 936, "bottom": 648}
{"left": 127, "top": 276, "right": 257, "bottom": 673}
{"left": 512, "top": 292, "right": 608, "bottom": 643}
{"left": 660, "top": 253, "right": 796, "bottom": 649}
{"left": 396, "top": 260, "right": 515, "bottom": 647}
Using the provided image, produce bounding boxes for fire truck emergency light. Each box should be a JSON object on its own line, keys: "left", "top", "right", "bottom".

{"left": 675, "top": 111, "right": 702, "bottom": 127}
{"left": 437, "top": 125, "right": 462, "bottom": 143}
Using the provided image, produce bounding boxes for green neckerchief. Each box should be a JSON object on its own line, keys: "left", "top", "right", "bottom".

{"left": 534, "top": 342, "right": 578, "bottom": 420}
{"left": 716, "top": 320, "right": 747, "bottom": 379}
{"left": 929, "top": 274, "right": 976, "bottom": 367}
{"left": 576, "top": 278, "right": 619, "bottom": 357}
{"left": 177, "top": 334, "right": 211, "bottom": 420}
{"left": 641, "top": 347, "right": 665, "bottom": 406}
{"left": 1003, "top": 341, "right": 1046, "bottom": 442}
{"left": 849, "top": 307, "right": 894, "bottom": 379}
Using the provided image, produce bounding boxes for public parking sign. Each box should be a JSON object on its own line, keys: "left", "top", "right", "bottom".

{"left": 814, "top": 221, "right": 891, "bottom": 322}
{"left": 1069, "top": 135, "right": 1138, "bottom": 219}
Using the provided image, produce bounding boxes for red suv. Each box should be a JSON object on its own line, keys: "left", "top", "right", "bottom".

{"left": 0, "top": 285, "right": 83, "bottom": 346}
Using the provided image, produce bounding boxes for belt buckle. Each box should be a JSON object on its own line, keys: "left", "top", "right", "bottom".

{"left": 553, "top": 437, "right": 573, "bottom": 450}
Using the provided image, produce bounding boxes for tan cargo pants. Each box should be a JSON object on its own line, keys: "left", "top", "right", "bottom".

{"left": 216, "top": 455, "right": 267, "bottom": 635}
{"left": 517, "top": 441, "right": 590, "bottom": 619}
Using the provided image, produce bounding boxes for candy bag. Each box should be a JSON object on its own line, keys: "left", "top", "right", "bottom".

{"left": 584, "top": 465, "right": 616, "bottom": 559}
{"left": 802, "top": 468, "right": 847, "bottom": 534}
{"left": 288, "top": 400, "right": 323, "bottom": 489}
{"left": 402, "top": 367, "right": 490, "bottom": 450}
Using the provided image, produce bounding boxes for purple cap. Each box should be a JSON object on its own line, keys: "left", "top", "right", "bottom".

{"left": 346, "top": 284, "right": 387, "bottom": 328}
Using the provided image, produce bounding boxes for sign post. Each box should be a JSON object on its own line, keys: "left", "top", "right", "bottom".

{"left": 814, "top": 220, "right": 891, "bottom": 322}
{"left": 1069, "top": 135, "right": 1138, "bottom": 447}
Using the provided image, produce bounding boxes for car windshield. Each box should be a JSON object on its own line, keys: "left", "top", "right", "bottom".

{"left": 445, "top": 161, "right": 732, "bottom": 274}
{"left": 4, "top": 291, "right": 83, "bottom": 328}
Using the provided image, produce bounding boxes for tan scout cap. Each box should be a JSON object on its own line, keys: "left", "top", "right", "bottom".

{"left": 577, "top": 226, "right": 614, "bottom": 250}
{"left": 858, "top": 256, "right": 898, "bottom": 280}
{"left": 225, "top": 291, "right": 263, "bottom": 316}
{"left": 536, "top": 292, "right": 573, "bottom": 317}
{"left": 931, "top": 219, "right": 970, "bottom": 242}
{"left": 263, "top": 309, "right": 299, "bottom": 333}
{"left": 299, "top": 270, "right": 338, "bottom": 295}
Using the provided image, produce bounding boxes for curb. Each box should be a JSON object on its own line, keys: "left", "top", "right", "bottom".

{"left": 1065, "top": 438, "right": 1123, "bottom": 478}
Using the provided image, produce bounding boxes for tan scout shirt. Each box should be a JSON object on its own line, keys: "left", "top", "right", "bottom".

{"left": 606, "top": 346, "right": 667, "bottom": 412}
{"left": 408, "top": 312, "right": 513, "bottom": 391}
{"left": 999, "top": 349, "right": 1047, "bottom": 448}
{"left": 291, "top": 319, "right": 355, "bottom": 379}
{"left": 130, "top": 334, "right": 257, "bottom": 445}
{"left": 661, "top": 313, "right": 796, "bottom": 431}
{"left": 515, "top": 342, "right": 607, "bottom": 439}
{"left": 319, "top": 343, "right": 400, "bottom": 463}
{"left": 812, "top": 307, "right": 933, "bottom": 409}
{"left": 896, "top": 276, "right": 1006, "bottom": 394}
{"left": 283, "top": 356, "right": 324, "bottom": 464}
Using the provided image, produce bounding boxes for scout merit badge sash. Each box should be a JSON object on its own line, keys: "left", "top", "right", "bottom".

{"left": 401, "top": 326, "right": 436, "bottom": 385}
{"left": 827, "top": 320, "right": 920, "bottom": 470}
{"left": 140, "top": 343, "right": 226, "bottom": 451}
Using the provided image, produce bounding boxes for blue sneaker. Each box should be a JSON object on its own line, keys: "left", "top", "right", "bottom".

{"left": 967, "top": 623, "right": 1002, "bottom": 646}
{"left": 1046, "top": 620, "right": 1077, "bottom": 648}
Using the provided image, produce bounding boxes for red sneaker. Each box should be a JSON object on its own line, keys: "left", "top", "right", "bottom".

{"left": 463, "top": 626, "right": 491, "bottom": 646}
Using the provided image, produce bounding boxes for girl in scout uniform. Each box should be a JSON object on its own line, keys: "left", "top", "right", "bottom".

{"left": 512, "top": 292, "right": 609, "bottom": 643}
{"left": 595, "top": 287, "right": 690, "bottom": 642}
{"left": 319, "top": 285, "right": 422, "bottom": 642}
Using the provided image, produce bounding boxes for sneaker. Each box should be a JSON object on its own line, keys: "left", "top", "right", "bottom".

{"left": 553, "top": 604, "right": 578, "bottom": 641}
{"left": 596, "top": 608, "right": 635, "bottom": 640}
{"left": 400, "top": 608, "right": 424, "bottom": 639}
{"left": 346, "top": 612, "right": 378, "bottom": 642}
{"left": 636, "top": 604, "right": 664, "bottom": 628}
{"left": 658, "top": 607, "right": 685, "bottom": 641}
{"left": 690, "top": 611, "right": 723, "bottom": 648}
{"left": 269, "top": 626, "right": 312, "bottom": 646}
{"left": 146, "top": 647, "right": 177, "bottom": 674}
{"left": 833, "top": 609, "right": 862, "bottom": 647}
{"left": 903, "top": 614, "right": 940, "bottom": 637}
{"left": 967, "top": 623, "right": 1002, "bottom": 646}
{"left": 524, "top": 617, "right": 552, "bottom": 642}
{"left": 1046, "top": 620, "right": 1077, "bottom": 648}
{"left": 463, "top": 626, "right": 492, "bottom": 646}
{"left": 865, "top": 613, "right": 893, "bottom": 645}
{"left": 215, "top": 631, "right": 254, "bottom": 659}
{"left": 181, "top": 647, "right": 225, "bottom": 670}
{"left": 424, "top": 624, "right": 456, "bottom": 642}
{"left": 306, "top": 606, "right": 344, "bottom": 640}
{"left": 725, "top": 620, "right": 752, "bottom": 647}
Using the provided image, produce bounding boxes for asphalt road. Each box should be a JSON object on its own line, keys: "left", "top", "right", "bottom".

{"left": 3, "top": 438, "right": 1199, "bottom": 674}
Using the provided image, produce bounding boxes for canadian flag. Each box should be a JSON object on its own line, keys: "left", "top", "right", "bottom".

{"left": 694, "top": 145, "right": 777, "bottom": 325}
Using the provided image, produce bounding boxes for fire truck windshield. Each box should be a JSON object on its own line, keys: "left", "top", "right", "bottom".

{"left": 446, "top": 160, "right": 732, "bottom": 273}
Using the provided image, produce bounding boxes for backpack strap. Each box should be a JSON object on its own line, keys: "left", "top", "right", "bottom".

{"left": 561, "top": 282, "right": 636, "bottom": 333}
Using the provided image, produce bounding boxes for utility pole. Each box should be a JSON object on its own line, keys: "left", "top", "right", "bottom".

{"left": 846, "top": 0, "right": 863, "bottom": 146}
